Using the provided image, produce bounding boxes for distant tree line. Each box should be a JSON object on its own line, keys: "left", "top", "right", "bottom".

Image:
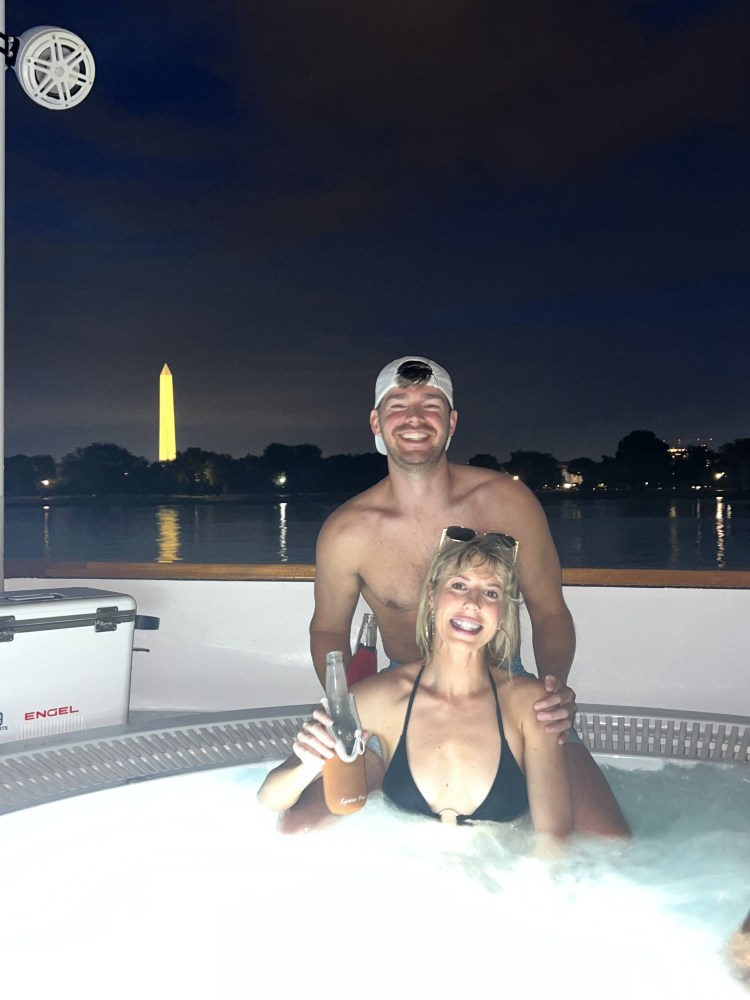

{"left": 472, "top": 430, "right": 737, "bottom": 491}
{"left": 5, "top": 443, "right": 387, "bottom": 497}
{"left": 5, "top": 430, "right": 750, "bottom": 497}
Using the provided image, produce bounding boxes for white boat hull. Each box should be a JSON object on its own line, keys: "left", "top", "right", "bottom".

{"left": 7, "top": 575, "right": 748, "bottom": 718}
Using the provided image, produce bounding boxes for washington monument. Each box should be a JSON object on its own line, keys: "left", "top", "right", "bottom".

{"left": 159, "top": 363, "right": 177, "bottom": 462}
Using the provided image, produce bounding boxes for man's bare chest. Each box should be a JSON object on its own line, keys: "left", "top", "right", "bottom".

{"left": 360, "top": 528, "right": 439, "bottom": 613}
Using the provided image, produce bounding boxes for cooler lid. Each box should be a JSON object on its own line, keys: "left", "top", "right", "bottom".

{"left": 0, "top": 588, "right": 137, "bottom": 638}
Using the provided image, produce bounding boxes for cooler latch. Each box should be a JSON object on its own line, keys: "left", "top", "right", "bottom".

{"left": 95, "top": 606, "right": 120, "bottom": 633}
{"left": 0, "top": 615, "right": 15, "bottom": 642}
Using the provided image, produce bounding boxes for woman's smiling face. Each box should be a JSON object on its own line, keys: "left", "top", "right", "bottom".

{"left": 432, "top": 560, "right": 505, "bottom": 649}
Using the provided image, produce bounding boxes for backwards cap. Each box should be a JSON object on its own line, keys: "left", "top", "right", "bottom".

{"left": 373, "top": 356, "right": 454, "bottom": 456}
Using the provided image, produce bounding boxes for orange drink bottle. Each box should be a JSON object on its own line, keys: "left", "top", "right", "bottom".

{"left": 321, "top": 650, "right": 367, "bottom": 815}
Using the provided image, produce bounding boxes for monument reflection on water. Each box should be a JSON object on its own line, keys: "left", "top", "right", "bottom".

{"left": 6, "top": 493, "right": 750, "bottom": 569}
{"left": 156, "top": 507, "right": 181, "bottom": 563}
{"left": 156, "top": 499, "right": 290, "bottom": 563}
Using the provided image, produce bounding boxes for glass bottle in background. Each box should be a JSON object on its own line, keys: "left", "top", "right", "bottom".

{"left": 345, "top": 612, "right": 378, "bottom": 684}
{"left": 322, "top": 650, "right": 367, "bottom": 815}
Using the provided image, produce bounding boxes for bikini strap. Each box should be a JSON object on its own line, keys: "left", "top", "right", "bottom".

{"left": 486, "top": 668, "right": 507, "bottom": 741}
{"left": 399, "top": 662, "right": 426, "bottom": 737}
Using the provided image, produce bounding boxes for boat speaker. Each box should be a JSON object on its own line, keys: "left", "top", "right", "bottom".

{"left": 14, "top": 26, "right": 95, "bottom": 110}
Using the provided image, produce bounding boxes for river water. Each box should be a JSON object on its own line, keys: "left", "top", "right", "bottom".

{"left": 6, "top": 493, "right": 750, "bottom": 569}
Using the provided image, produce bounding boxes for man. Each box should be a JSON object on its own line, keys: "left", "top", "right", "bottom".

{"left": 310, "top": 356, "right": 628, "bottom": 835}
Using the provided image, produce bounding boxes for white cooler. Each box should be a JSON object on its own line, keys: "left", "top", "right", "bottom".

{"left": 0, "top": 587, "right": 140, "bottom": 744}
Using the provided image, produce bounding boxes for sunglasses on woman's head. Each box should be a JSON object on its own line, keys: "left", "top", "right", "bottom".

{"left": 439, "top": 525, "right": 519, "bottom": 563}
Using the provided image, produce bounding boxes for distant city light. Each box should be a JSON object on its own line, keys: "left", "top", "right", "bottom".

{"left": 274, "top": 473, "right": 287, "bottom": 487}
{"left": 40, "top": 479, "right": 50, "bottom": 487}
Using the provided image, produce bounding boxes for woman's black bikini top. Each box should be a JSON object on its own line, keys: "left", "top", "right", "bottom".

{"left": 382, "top": 663, "right": 529, "bottom": 825}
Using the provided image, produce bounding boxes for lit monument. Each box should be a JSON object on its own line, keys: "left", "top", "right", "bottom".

{"left": 159, "top": 363, "right": 177, "bottom": 462}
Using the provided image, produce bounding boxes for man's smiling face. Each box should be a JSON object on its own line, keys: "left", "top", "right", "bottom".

{"left": 371, "top": 383, "right": 456, "bottom": 469}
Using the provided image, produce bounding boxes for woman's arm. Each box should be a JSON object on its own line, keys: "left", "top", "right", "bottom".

{"left": 516, "top": 684, "right": 573, "bottom": 838}
{"left": 257, "top": 670, "right": 400, "bottom": 817}
{"left": 257, "top": 707, "right": 336, "bottom": 812}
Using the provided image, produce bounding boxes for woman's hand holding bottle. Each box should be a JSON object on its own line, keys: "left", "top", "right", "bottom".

{"left": 258, "top": 651, "right": 369, "bottom": 816}
{"left": 292, "top": 706, "right": 337, "bottom": 772}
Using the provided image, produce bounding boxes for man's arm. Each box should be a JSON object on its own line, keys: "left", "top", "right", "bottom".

{"left": 528, "top": 604, "right": 576, "bottom": 686}
{"left": 510, "top": 485, "right": 577, "bottom": 738}
{"left": 528, "top": 604, "right": 578, "bottom": 742}
{"left": 309, "top": 513, "right": 364, "bottom": 685}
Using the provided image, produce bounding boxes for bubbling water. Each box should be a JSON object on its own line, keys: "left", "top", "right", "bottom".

{"left": 0, "top": 759, "right": 748, "bottom": 998}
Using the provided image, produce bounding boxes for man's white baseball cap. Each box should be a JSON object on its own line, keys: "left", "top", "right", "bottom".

{"left": 373, "top": 356, "right": 454, "bottom": 456}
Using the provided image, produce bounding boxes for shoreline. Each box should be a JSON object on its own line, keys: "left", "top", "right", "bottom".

{"left": 4, "top": 492, "right": 352, "bottom": 507}
{"left": 5, "top": 487, "right": 748, "bottom": 507}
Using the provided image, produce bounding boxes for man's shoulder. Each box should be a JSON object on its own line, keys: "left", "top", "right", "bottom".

{"left": 318, "top": 479, "right": 392, "bottom": 540}
{"left": 448, "top": 463, "right": 539, "bottom": 509}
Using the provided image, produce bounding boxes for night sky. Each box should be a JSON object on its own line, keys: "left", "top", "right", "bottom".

{"left": 5, "top": 0, "right": 749, "bottom": 465}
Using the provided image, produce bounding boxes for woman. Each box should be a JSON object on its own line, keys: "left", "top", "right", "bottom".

{"left": 258, "top": 533, "right": 573, "bottom": 838}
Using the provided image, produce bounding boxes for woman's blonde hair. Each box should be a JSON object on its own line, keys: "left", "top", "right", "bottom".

{"left": 416, "top": 536, "right": 521, "bottom": 669}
